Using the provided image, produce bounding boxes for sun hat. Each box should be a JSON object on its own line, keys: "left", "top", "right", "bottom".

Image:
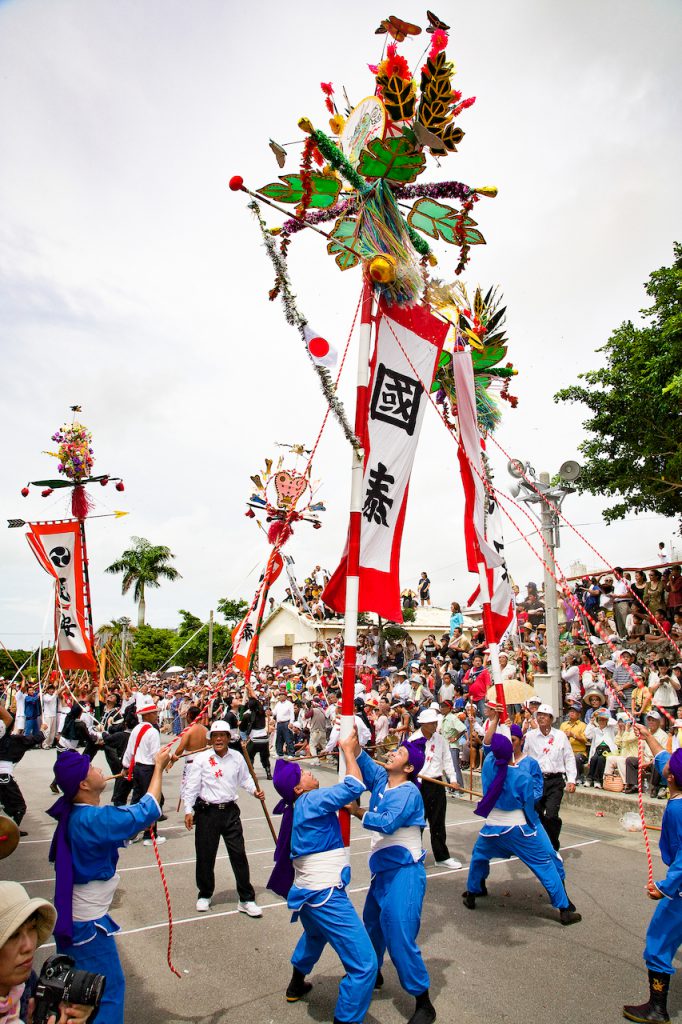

{"left": 583, "top": 689, "right": 606, "bottom": 707}
{"left": 0, "top": 881, "right": 56, "bottom": 948}
{"left": 209, "top": 720, "right": 231, "bottom": 735}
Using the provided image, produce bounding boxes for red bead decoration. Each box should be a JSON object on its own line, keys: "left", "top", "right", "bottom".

{"left": 21, "top": 487, "right": 29, "bottom": 497}
{"left": 41, "top": 488, "right": 53, "bottom": 497}
{"left": 115, "top": 481, "right": 125, "bottom": 492}
{"left": 100, "top": 477, "right": 109, "bottom": 486}
{"left": 229, "top": 175, "right": 244, "bottom": 192}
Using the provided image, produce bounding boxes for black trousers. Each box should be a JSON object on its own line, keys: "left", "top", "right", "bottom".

{"left": 0, "top": 775, "right": 26, "bottom": 825}
{"left": 574, "top": 753, "right": 588, "bottom": 780}
{"left": 194, "top": 802, "right": 255, "bottom": 902}
{"left": 625, "top": 757, "right": 658, "bottom": 789}
{"left": 421, "top": 778, "right": 450, "bottom": 862}
{"left": 536, "top": 774, "right": 565, "bottom": 851}
{"left": 112, "top": 776, "right": 133, "bottom": 807}
{"left": 246, "top": 739, "right": 271, "bottom": 775}
{"left": 588, "top": 754, "right": 606, "bottom": 784}
{"left": 131, "top": 763, "right": 164, "bottom": 838}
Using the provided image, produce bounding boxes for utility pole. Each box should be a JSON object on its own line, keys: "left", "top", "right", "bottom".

{"left": 508, "top": 457, "right": 582, "bottom": 719}
{"left": 208, "top": 609, "right": 214, "bottom": 676}
{"left": 539, "top": 472, "right": 562, "bottom": 715}
{"left": 121, "top": 622, "right": 128, "bottom": 675}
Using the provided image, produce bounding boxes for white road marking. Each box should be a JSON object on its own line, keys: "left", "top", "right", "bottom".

{"left": 37, "top": 838, "right": 601, "bottom": 947}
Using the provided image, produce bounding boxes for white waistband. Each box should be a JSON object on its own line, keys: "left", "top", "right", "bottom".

{"left": 370, "top": 825, "right": 423, "bottom": 860}
{"left": 0, "top": 761, "right": 14, "bottom": 775}
{"left": 486, "top": 807, "right": 527, "bottom": 826}
{"left": 72, "top": 874, "right": 120, "bottom": 921}
{"left": 293, "top": 848, "right": 349, "bottom": 890}
{"left": 250, "top": 728, "right": 268, "bottom": 740}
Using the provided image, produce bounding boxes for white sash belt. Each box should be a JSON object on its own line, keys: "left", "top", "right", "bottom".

{"left": 72, "top": 874, "right": 120, "bottom": 921}
{"left": 486, "top": 807, "right": 526, "bottom": 826}
{"left": 0, "top": 761, "right": 14, "bottom": 775}
{"left": 370, "top": 825, "right": 423, "bottom": 860}
{"left": 293, "top": 848, "right": 349, "bottom": 890}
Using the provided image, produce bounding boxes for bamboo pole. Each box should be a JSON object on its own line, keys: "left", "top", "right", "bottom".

{"left": 241, "top": 741, "right": 278, "bottom": 843}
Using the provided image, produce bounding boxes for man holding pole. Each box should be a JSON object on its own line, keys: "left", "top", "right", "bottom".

{"left": 410, "top": 708, "right": 462, "bottom": 869}
{"left": 184, "top": 720, "right": 264, "bottom": 917}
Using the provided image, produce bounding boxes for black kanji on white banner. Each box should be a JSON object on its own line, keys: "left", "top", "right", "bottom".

{"left": 370, "top": 364, "right": 422, "bottom": 436}
{"left": 362, "top": 462, "right": 395, "bottom": 527}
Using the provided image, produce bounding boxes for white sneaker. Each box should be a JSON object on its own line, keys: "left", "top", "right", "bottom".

{"left": 593, "top": 782, "right": 602, "bottom": 790}
{"left": 238, "top": 900, "right": 263, "bottom": 918}
{"left": 309, "top": 758, "right": 320, "bottom": 766}
{"left": 435, "top": 857, "right": 463, "bottom": 869}
{"left": 196, "top": 898, "right": 211, "bottom": 912}
{"left": 143, "top": 835, "right": 166, "bottom": 846}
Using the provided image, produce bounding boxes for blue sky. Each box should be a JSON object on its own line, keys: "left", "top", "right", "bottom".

{"left": 1, "top": 0, "right": 680, "bottom": 648}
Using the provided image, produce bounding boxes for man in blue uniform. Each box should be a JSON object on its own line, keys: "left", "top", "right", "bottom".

{"left": 623, "top": 725, "right": 682, "bottom": 1024}
{"left": 346, "top": 735, "right": 436, "bottom": 1024}
{"left": 48, "top": 745, "right": 171, "bottom": 1024}
{"left": 462, "top": 733, "right": 581, "bottom": 925}
{"left": 268, "top": 728, "right": 376, "bottom": 1024}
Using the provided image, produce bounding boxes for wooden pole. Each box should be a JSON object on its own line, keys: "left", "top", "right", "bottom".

{"left": 207, "top": 610, "right": 214, "bottom": 677}
{"left": 240, "top": 741, "right": 278, "bottom": 843}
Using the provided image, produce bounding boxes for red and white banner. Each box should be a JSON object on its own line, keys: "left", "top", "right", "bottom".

{"left": 26, "top": 520, "right": 97, "bottom": 672}
{"left": 232, "top": 548, "right": 284, "bottom": 674}
{"left": 452, "top": 348, "right": 513, "bottom": 643}
{"left": 324, "top": 301, "right": 448, "bottom": 621}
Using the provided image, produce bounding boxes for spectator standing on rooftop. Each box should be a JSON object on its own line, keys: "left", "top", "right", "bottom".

{"left": 418, "top": 572, "right": 431, "bottom": 607}
{"left": 450, "top": 602, "right": 464, "bottom": 636}
{"left": 657, "top": 541, "right": 669, "bottom": 564}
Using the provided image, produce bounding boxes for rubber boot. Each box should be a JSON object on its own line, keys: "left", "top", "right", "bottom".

{"left": 286, "top": 967, "right": 312, "bottom": 1003}
{"left": 559, "top": 906, "right": 582, "bottom": 925}
{"left": 375, "top": 969, "right": 384, "bottom": 989}
{"left": 407, "top": 989, "right": 437, "bottom": 1024}
{"left": 462, "top": 890, "right": 477, "bottom": 909}
{"left": 623, "top": 970, "right": 671, "bottom": 1023}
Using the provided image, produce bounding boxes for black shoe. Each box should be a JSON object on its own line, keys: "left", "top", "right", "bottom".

{"left": 624, "top": 785, "right": 637, "bottom": 794}
{"left": 286, "top": 967, "right": 312, "bottom": 1003}
{"left": 623, "top": 970, "right": 671, "bottom": 1023}
{"left": 462, "top": 890, "right": 478, "bottom": 909}
{"left": 374, "top": 969, "right": 384, "bottom": 989}
{"left": 50, "top": 781, "right": 59, "bottom": 795}
{"left": 19, "top": 830, "right": 28, "bottom": 837}
{"left": 158, "top": 814, "right": 168, "bottom": 822}
{"left": 559, "top": 908, "right": 582, "bottom": 926}
{"left": 266, "top": 771, "right": 272, "bottom": 780}
{"left": 407, "top": 989, "right": 437, "bottom": 1024}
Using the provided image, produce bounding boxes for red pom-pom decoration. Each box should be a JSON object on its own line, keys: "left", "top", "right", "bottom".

{"left": 245, "top": 508, "right": 256, "bottom": 518}
{"left": 41, "top": 488, "right": 53, "bottom": 497}
{"left": 229, "top": 175, "right": 244, "bottom": 192}
{"left": 21, "top": 487, "right": 29, "bottom": 497}
{"left": 100, "top": 477, "right": 109, "bottom": 486}
{"left": 115, "top": 481, "right": 125, "bottom": 492}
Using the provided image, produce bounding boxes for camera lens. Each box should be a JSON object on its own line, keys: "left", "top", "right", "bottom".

{"left": 64, "top": 969, "right": 107, "bottom": 1008}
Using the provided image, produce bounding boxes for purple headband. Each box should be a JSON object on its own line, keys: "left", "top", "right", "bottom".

{"left": 48, "top": 750, "right": 91, "bottom": 943}
{"left": 510, "top": 724, "right": 523, "bottom": 740}
{"left": 267, "top": 760, "right": 302, "bottom": 899}
{"left": 475, "top": 734, "right": 513, "bottom": 819}
{"left": 669, "top": 750, "right": 682, "bottom": 788}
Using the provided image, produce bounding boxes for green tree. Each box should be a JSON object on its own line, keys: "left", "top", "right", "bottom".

{"left": 129, "top": 625, "right": 176, "bottom": 672}
{"left": 555, "top": 243, "right": 682, "bottom": 525}
{"left": 216, "top": 598, "right": 248, "bottom": 625}
{"left": 0, "top": 649, "right": 32, "bottom": 679}
{"left": 105, "top": 537, "right": 181, "bottom": 626}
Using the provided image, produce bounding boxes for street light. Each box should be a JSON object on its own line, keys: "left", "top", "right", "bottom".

{"left": 508, "top": 458, "right": 581, "bottom": 716}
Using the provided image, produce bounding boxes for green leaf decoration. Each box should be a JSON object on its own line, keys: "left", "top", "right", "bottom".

{"left": 407, "top": 198, "right": 461, "bottom": 244}
{"left": 257, "top": 174, "right": 341, "bottom": 209}
{"left": 357, "top": 137, "right": 426, "bottom": 183}
{"left": 437, "top": 350, "right": 452, "bottom": 368}
{"left": 327, "top": 216, "right": 363, "bottom": 270}
{"left": 381, "top": 73, "right": 417, "bottom": 122}
{"left": 471, "top": 344, "right": 508, "bottom": 370}
{"left": 464, "top": 222, "right": 486, "bottom": 245}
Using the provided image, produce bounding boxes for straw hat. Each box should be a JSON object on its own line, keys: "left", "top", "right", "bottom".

{"left": 0, "top": 881, "right": 56, "bottom": 948}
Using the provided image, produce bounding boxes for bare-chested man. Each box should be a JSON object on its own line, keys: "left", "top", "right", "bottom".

{"left": 168, "top": 706, "right": 208, "bottom": 805}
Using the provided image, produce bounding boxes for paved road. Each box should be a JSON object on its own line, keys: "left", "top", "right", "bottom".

{"left": 7, "top": 748, "right": 680, "bottom": 1024}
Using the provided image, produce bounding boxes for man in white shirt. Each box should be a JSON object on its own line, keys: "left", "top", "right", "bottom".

{"left": 612, "top": 568, "right": 631, "bottom": 638}
{"left": 184, "top": 720, "right": 265, "bottom": 916}
{"left": 41, "top": 683, "right": 59, "bottom": 748}
{"left": 410, "top": 708, "right": 463, "bottom": 869}
{"left": 274, "top": 692, "right": 296, "bottom": 756}
{"left": 13, "top": 685, "right": 26, "bottom": 735}
{"left": 122, "top": 699, "right": 165, "bottom": 846}
{"left": 392, "top": 671, "right": 411, "bottom": 702}
{"left": 523, "top": 703, "right": 576, "bottom": 851}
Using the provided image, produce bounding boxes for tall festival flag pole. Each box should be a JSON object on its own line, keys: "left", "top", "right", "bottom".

{"left": 233, "top": 12, "right": 519, "bottom": 817}
{"left": 14, "top": 406, "right": 128, "bottom": 692}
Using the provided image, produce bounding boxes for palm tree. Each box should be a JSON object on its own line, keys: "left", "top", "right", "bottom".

{"left": 105, "top": 537, "right": 181, "bottom": 626}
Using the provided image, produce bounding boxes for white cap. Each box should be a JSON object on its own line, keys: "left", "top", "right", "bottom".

{"left": 209, "top": 720, "right": 231, "bottom": 735}
{"left": 646, "top": 709, "right": 661, "bottom": 720}
{"left": 417, "top": 708, "right": 439, "bottom": 724}
{"left": 536, "top": 703, "right": 555, "bottom": 718}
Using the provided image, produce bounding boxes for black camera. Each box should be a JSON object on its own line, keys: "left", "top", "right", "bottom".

{"left": 33, "top": 954, "right": 106, "bottom": 1024}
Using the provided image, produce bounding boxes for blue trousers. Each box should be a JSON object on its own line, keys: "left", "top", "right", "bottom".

{"left": 291, "top": 889, "right": 376, "bottom": 1023}
{"left": 644, "top": 896, "right": 682, "bottom": 974}
{"left": 57, "top": 928, "right": 125, "bottom": 1024}
{"left": 467, "top": 825, "right": 569, "bottom": 909}
{"left": 24, "top": 718, "right": 41, "bottom": 738}
{"left": 363, "top": 862, "right": 429, "bottom": 996}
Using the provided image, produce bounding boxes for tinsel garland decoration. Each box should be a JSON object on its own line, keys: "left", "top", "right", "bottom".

{"left": 250, "top": 201, "right": 361, "bottom": 453}
{"left": 310, "top": 129, "right": 368, "bottom": 194}
{"left": 393, "top": 180, "right": 474, "bottom": 202}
